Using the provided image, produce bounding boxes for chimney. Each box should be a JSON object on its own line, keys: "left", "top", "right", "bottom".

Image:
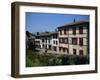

{"left": 37, "top": 32, "right": 39, "bottom": 35}
{"left": 73, "top": 18, "right": 76, "bottom": 23}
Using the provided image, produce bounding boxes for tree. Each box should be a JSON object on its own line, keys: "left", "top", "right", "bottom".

{"left": 26, "top": 31, "right": 30, "bottom": 37}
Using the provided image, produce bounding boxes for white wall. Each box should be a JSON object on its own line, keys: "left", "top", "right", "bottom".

{"left": 0, "top": 0, "right": 100, "bottom": 80}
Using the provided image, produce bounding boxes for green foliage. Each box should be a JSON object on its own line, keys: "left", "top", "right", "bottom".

{"left": 26, "top": 49, "right": 89, "bottom": 67}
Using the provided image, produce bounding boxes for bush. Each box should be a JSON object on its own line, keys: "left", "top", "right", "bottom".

{"left": 26, "top": 49, "right": 89, "bottom": 67}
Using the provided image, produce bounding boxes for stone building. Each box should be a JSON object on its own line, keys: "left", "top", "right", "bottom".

{"left": 58, "top": 21, "right": 89, "bottom": 55}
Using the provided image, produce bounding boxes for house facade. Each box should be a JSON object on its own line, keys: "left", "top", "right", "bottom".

{"left": 58, "top": 21, "right": 89, "bottom": 55}
{"left": 51, "top": 32, "right": 59, "bottom": 52}
{"left": 26, "top": 31, "right": 36, "bottom": 50}
{"left": 34, "top": 32, "right": 59, "bottom": 52}
{"left": 40, "top": 32, "right": 51, "bottom": 50}
{"left": 27, "top": 21, "right": 89, "bottom": 55}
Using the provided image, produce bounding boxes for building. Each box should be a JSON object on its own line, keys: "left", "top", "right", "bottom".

{"left": 58, "top": 21, "right": 89, "bottom": 55}
{"left": 27, "top": 21, "right": 89, "bottom": 55}
{"left": 26, "top": 31, "right": 36, "bottom": 49}
{"left": 34, "top": 32, "right": 41, "bottom": 48}
{"left": 39, "top": 32, "right": 52, "bottom": 50}
{"left": 51, "top": 32, "right": 59, "bottom": 52}
{"left": 34, "top": 32, "right": 59, "bottom": 52}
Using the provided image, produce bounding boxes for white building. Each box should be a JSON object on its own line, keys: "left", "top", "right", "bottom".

{"left": 38, "top": 32, "right": 52, "bottom": 50}
{"left": 51, "top": 32, "right": 59, "bottom": 52}
{"left": 34, "top": 32, "right": 59, "bottom": 52}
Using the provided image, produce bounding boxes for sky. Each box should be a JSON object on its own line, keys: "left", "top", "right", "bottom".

{"left": 26, "top": 12, "right": 89, "bottom": 33}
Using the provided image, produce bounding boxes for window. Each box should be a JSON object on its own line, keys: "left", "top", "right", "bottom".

{"left": 63, "top": 48, "right": 66, "bottom": 52}
{"left": 53, "top": 35, "right": 55, "bottom": 38}
{"left": 79, "top": 38, "right": 83, "bottom": 46}
{"left": 79, "top": 50, "right": 83, "bottom": 55}
{"left": 73, "top": 49, "right": 76, "bottom": 55}
{"left": 67, "top": 48, "right": 69, "bottom": 53}
{"left": 49, "top": 45, "right": 51, "bottom": 50}
{"left": 55, "top": 35, "right": 57, "bottom": 38}
{"left": 53, "top": 41, "right": 55, "bottom": 44}
{"left": 59, "top": 38, "right": 64, "bottom": 43}
{"left": 62, "top": 48, "right": 68, "bottom": 52}
{"left": 42, "top": 44, "right": 44, "bottom": 48}
{"left": 56, "top": 41, "right": 58, "bottom": 45}
{"left": 72, "top": 38, "right": 77, "bottom": 45}
{"left": 64, "top": 29, "right": 66, "bottom": 35}
{"left": 59, "top": 47, "right": 62, "bottom": 51}
{"left": 54, "top": 46, "right": 57, "bottom": 51}
{"left": 46, "top": 40, "right": 48, "bottom": 43}
{"left": 60, "top": 30, "right": 62, "bottom": 35}
{"left": 53, "top": 35, "right": 57, "bottom": 38}
{"left": 73, "top": 27, "right": 76, "bottom": 35}
{"left": 59, "top": 38, "right": 68, "bottom": 43}
{"left": 62, "top": 38, "right": 65, "bottom": 43}
{"left": 59, "top": 38, "right": 62, "bottom": 43}
{"left": 65, "top": 38, "right": 68, "bottom": 44}
{"left": 42, "top": 39, "right": 44, "bottom": 42}
{"left": 48, "top": 40, "right": 50, "bottom": 43}
{"left": 79, "top": 27, "right": 83, "bottom": 34}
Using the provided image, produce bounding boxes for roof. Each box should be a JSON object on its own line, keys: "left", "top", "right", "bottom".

{"left": 40, "top": 32, "right": 51, "bottom": 36}
{"left": 34, "top": 32, "right": 58, "bottom": 37}
{"left": 50, "top": 32, "right": 58, "bottom": 35}
{"left": 30, "top": 33, "right": 36, "bottom": 36}
{"left": 34, "top": 32, "right": 51, "bottom": 37}
{"left": 58, "top": 21, "right": 89, "bottom": 29}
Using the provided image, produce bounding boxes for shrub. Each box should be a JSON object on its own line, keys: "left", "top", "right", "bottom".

{"left": 26, "top": 49, "right": 89, "bottom": 67}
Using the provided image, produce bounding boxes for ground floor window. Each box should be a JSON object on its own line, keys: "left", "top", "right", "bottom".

{"left": 79, "top": 50, "right": 83, "bottom": 55}
{"left": 66, "top": 48, "right": 69, "bottom": 53}
{"left": 59, "top": 47, "right": 61, "bottom": 52}
{"left": 49, "top": 45, "right": 51, "bottom": 50}
{"left": 73, "top": 49, "right": 76, "bottom": 55}
{"left": 63, "top": 48, "right": 66, "bottom": 52}
{"left": 42, "top": 44, "right": 44, "bottom": 48}
{"left": 53, "top": 46, "right": 57, "bottom": 51}
{"left": 59, "top": 47, "right": 69, "bottom": 53}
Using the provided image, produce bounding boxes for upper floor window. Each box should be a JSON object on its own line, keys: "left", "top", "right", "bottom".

{"left": 79, "top": 38, "right": 83, "bottom": 46}
{"left": 79, "top": 27, "right": 83, "bottom": 34}
{"left": 42, "top": 39, "right": 44, "bottom": 42}
{"left": 59, "top": 38, "right": 68, "bottom": 44}
{"left": 60, "top": 30, "right": 62, "bottom": 35}
{"left": 63, "top": 39, "right": 64, "bottom": 43}
{"left": 46, "top": 40, "right": 48, "bottom": 43}
{"left": 73, "top": 27, "right": 76, "bottom": 35}
{"left": 59, "top": 38, "right": 62, "bottom": 43}
{"left": 72, "top": 38, "right": 77, "bottom": 45}
{"left": 64, "top": 29, "right": 67, "bottom": 35}
{"left": 53, "top": 35, "right": 58, "bottom": 39}
{"left": 65, "top": 38, "right": 68, "bottom": 44}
